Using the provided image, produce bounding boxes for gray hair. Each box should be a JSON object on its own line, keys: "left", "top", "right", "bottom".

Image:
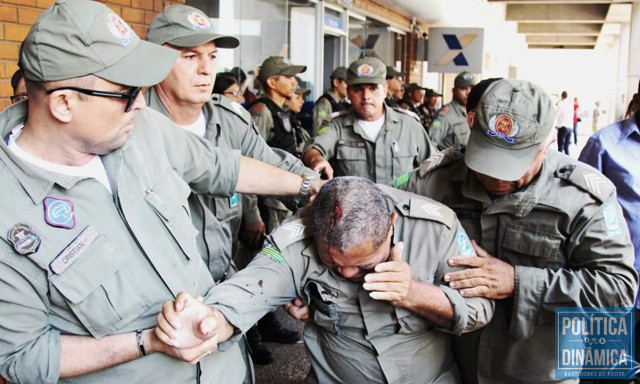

{"left": 312, "top": 177, "right": 391, "bottom": 253}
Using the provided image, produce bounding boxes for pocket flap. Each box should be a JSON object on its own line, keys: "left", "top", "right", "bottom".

{"left": 502, "top": 224, "right": 562, "bottom": 260}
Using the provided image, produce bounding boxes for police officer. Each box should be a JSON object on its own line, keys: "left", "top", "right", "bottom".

{"left": 399, "top": 82, "right": 430, "bottom": 129}
{"left": 0, "top": 1, "right": 324, "bottom": 382}
{"left": 384, "top": 65, "right": 405, "bottom": 108}
{"left": 311, "top": 66, "right": 349, "bottom": 136}
{"left": 303, "top": 57, "right": 435, "bottom": 184}
{"left": 145, "top": 6, "right": 315, "bottom": 367}
{"left": 429, "top": 71, "right": 475, "bottom": 150}
{"left": 419, "top": 88, "right": 441, "bottom": 130}
{"left": 395, "top": 78, "right": 638, "bottom": 383}
{"left": 157, "top": 177, "right": 494, "bottom": 384}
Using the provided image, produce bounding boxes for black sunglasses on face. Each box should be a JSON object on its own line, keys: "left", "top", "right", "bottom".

{"left": 45, "top": 86, "right": 142, "bottom": 113}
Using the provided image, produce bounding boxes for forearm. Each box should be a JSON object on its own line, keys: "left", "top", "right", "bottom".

{"left": 403, "top": 282, "right": 454, "bottom": 330}
{"left": 59, "top": 331, "right": 144, "bottom": 378}
{"left": 235, "top": 156, "right": 302, "bottom": 196}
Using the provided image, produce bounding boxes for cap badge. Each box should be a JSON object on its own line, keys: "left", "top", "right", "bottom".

{"left": 8, "top": 223, "right": 41, "bottom": 255}
{"left": 44, "top": 197, "right": 76, "bottom": 229}
{"left": 356, "top": 64, "right": 375, "bottom": 77}
{"left": 487, "top": 113, "right": 519, "bottom": 143}
{"left": 187, "top": 12, "right": 213, "bottom": 31}
{"left": 107, "top": 13, "right": 133, "bottom": 47}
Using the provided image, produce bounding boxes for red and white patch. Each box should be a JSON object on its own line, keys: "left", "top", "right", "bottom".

{"left": 356, "top": 64, "right": 375, "bottom": 77}
{"left": 487, "top": 113, "right": 519, "bottom": 143}
{"left": 107, "top": 13, "right": 133, "bottom": 46}
{"left": 187, "top": 11, "right": 212, "bottom": 30}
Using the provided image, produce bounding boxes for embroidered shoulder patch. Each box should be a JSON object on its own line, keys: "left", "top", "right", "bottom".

{"left": 394, "top": 172, "right": 411, "bottom": 188}
{"left": 456, "top": 230, "right": 476, "bottom": 256}
{"left": 260, "top": 243, "right": 284, "bottom": 263}
{"left": 601, "top": 201, "right": 622, "bottom": 237}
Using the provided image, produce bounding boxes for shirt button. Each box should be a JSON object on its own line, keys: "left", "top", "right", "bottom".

{"left": 402, "top": 204, "right": 410, "bottom": 211}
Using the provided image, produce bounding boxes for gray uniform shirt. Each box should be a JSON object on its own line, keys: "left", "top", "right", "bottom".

{"left": 210, "top": 185, "right": 494, "bottom": 384}
{"left": 429, "top": 100, "right": 469, "bottom": 151}
{"left": 305, "top": 105, "right": 435, "bottom": 184}
{"left": 396, "top": 146, "right": 638, "bottom": 383}
{"left": 146, "top": 88, "right": 311, "bottom": 280}
{"left": 311, "top": 90, "right": 343, "bottom": 136}
{"left": 0, "top": 103, "right": 247, "bottom": 383}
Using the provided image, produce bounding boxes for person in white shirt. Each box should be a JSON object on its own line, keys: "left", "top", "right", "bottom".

{"left": 554, "top": 90, "right": 574, "bottom": 155}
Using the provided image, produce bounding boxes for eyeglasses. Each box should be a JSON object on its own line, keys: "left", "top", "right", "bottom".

{"left": 10, "top": 94, "right": 28, "bottom": 104}
{"left": 45, "top": 86, "right": 142, "bottom": 113}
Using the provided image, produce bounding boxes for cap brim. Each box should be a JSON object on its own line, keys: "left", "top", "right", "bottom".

{"left": 464, "top": 130, "right": 538, "bottom": 181}
{"left": 348, "top": 77, "right": 385, "bottom": 86}
{"left": 281, "top": 65, "right": 306, "bottom": 76}
{"left": 95, "top": 40, "right": 179, "bottom": 87}
{"left": 167, "top": 33, "right": 239, "bottom": 49}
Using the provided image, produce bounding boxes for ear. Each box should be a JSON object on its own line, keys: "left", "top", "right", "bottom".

{"left": 266, "top": 77, "right": 277, "bottom": 91}
{"left": 388, "top": 212, "right": 398, "bottom": 238}
{"left": 467, "top": 111, "right": 475, "bottom": 128}
{"left": 48, "top": 90, "right": 74, "bottom": 123}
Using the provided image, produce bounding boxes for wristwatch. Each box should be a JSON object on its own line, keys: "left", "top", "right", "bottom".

{"left": 296, "top": 174, "right": 317, "bottom": 206}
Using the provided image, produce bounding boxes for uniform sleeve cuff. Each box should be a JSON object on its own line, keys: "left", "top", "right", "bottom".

{"left": 439, "top": 284, "right": 468, "bottom": 336}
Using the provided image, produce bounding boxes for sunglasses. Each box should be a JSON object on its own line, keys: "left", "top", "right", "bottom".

{"left": 46, "top": 86, "right": 142, "bottom": 113}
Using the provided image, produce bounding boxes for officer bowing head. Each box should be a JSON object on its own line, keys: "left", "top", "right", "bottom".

{"left": 312, "top": 177, "right": 396, "bottom": 282}
{"left": 464, "top": 78, "right": 556, "bottom": 196}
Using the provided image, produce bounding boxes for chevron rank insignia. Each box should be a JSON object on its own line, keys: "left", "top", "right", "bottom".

{"left": 260, "top": 242, "right": 284, "bottom": 263}
{"left": 407, "top": 198, "right": 453, "bottom": 228}
{"left": 281, "top": 222, "right": 305, "bottom": 239}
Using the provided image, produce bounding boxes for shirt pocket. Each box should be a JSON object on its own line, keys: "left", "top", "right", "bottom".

{"left": 49, "top": 232, "right": 151, "bottom": 338}
{"left": 501, "top": 224, "right": 564, "bottom": 268}
{"left": 391, "top": 145, "right": 418, "bottom": 178}
{"left": 304, "top": 280, "right": 343, "bottom": 335}
{"left": 335, "top": 141, "right": 366, "bottom": 177}
{"left": 144, "top": 169, "right": 199, "bottom": 260}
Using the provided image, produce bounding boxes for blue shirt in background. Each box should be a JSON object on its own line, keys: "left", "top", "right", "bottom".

{"left": 579, "top": 113, "right": 640, "bottom": 307}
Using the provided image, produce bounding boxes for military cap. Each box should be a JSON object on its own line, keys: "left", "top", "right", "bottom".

{"left": 330, "top": 66, "right": 348, "bottom": 81}
{"left": 20, "top": 0, "right": 177, "bottom": 87}
{"left": 404, "top": 82, "right": 426, "bottom": 93}
{"left": 346, "top": 57, "right": 386, "bottom": 86}
{"left": 147, "top": 5, "right": 239, "bottom": 49}
{"left": 424, "top": 88, "right": 441, "bottom": 97}
{"left": 258, "top": 56, "right": 307, "bottom": 82}
{"left": 465, "top": 79, "right": 555, "bottom": 181}
{"left": 454, "top": 71, "right": 476, "bottom": 88}
{"left": 295, "top": 86, "right": 311, "bottom": 96}
{"left": 466, "top": 77, "right": 503, "bottom": 113}
{"left": 385, "top": 65, "right": 404, "bottom": 79}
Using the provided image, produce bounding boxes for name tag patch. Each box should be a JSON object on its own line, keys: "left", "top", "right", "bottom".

{"left": 44, "top": 197, "right": 76, "bottom": 229}
{"left": 50, "top": 226, "right": 99, "bottom": 274}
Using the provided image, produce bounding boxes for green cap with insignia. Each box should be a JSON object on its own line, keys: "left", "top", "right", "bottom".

{"left": 464, "top": 78, "right": 554, "bottom": 181}
{"left": 330, "top": 66, "right": 348, "bottom": 81}
{"left": 20, "top": 0, "right": 178, "bottom": 87}
{"left": 454, "top": 71, "right": 476, "bottom": 88}
{"left": 147, "top": 5, "right": 239, "bottom": 49}
{"left": 346, "top": 57, "right": 386, "bottom": 86}
{"left": 258, "top": 56, "right": 307, "bottom": 82}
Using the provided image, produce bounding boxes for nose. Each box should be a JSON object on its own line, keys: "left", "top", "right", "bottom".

{"left": 337, "top": 266, "right": 360, "bottom": 280}
{"left": 199, "top": 56, "right": 213, "bottom": 75}
{"left": 132, "top": 90, "right": 146, "bottom": 111}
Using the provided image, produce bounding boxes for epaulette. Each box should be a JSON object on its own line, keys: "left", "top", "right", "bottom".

{"left": 268, "top": 217, "right": 313, "bottom": 252}
{"left": 396, "top": 196, "right": 455, "bottom": 229}
{"left": 438, "top": 107, "right": 449, "bottom": 115}
{"left": 392, "top": 107, "right": 420, "bottom": 122}
{"left": 418, "top": 145, "right": 465, "bottom": 177}
{"left": 554, "top": 163, "right": 615, "bottom": 203}
{"left": 318, "top": 111, "right": 348, "bottom": 135}
{"left": 211, "top": 94, "right": 251, "bottom": 124}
